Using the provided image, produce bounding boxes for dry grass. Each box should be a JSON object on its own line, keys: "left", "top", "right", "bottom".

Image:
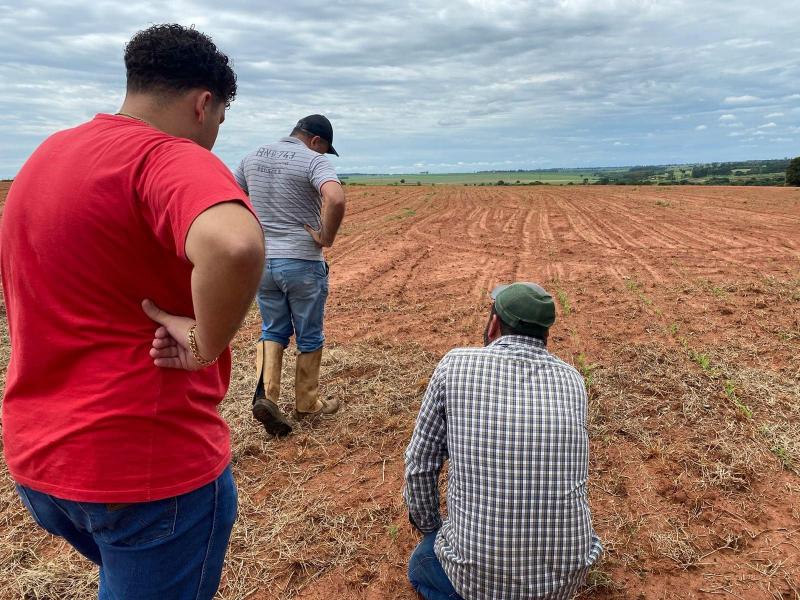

{"left": 0, "top": 306, "right": 436, "bottom": 599}
{"left": 217, "top": 321, "right": 436, "bottom": 599}
{"left": 583, "top": 319, "right": 800, "bottom": 596}
{"left": 0, "top": 303, "right": 100, "bottom": 597}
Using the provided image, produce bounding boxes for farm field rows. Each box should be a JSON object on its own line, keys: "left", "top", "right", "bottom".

{"left": 1, "top": 183, "right": 799, "bottom": 599}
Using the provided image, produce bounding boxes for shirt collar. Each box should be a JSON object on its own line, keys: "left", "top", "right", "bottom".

{"left": 488, "top": 334, "right": 547, "bottom": 351}
{"left": 279, "top": 136, "right": 303, "bottom": 145}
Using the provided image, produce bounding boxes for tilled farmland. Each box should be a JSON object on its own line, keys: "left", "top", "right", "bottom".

{"left": 1, "top": 183, "right": 799, "bottom": 599}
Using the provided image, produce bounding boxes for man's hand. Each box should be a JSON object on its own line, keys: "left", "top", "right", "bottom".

{"left": 304, "top": 223, "right": 332, "bottom": 247}
{"left": 142, "top": 299, "right": 206, "bottom": 371}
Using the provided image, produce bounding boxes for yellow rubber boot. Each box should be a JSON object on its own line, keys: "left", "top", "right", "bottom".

{"left": 252, "top": 341, "right": 293, "bottom": 436}
{"left": 294, "top": 348, "right": 339, "bottom": 419}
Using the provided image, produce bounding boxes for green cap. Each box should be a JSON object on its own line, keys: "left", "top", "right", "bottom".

{"left": 491, "top": 282, "right": 556, "bottom": 333}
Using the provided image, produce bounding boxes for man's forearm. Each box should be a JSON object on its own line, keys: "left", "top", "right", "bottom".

{"left": 317, "top": 181, "right": 346, "bottom": 246}
{"left": 185, "top": 202, "right": 265, "bottom": 360}
{"left": 191, "top": 248, "right": 263, "bottom": 359}
{"left": 404, "top": 471, "right": 443, "bottom": 534}
{"left": 320, "top": 199, "right": 345, "bottom": 245}
{"left": 404, "top": 363, "right": 449, "bottom": 534}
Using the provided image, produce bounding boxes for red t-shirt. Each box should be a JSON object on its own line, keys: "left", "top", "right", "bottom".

{"left": 1, "top": 114, "right": 253, "bottom": 502}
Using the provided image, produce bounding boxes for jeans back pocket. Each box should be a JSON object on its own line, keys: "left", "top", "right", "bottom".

{"left": 79, "top": 497, "right": 178, "bottom": 547}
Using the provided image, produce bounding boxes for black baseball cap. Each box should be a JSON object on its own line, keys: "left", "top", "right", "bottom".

{"left": 295, "top": 114, "right": 338, "bottom": 156}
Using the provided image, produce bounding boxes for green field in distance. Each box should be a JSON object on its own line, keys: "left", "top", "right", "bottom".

{"left": 341, "top": 169, "right": 624, "bottom": 186}
{"left": 341, "top": 159, "right": 790, "bottom": 187}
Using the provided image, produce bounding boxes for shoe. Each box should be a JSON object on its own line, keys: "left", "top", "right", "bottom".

{"left": 293, "top": 398, "right": 341, "bottom": 420}
{"left": 293, "top": 348, "right": 340, "bottom": 420}
{"left": 253, "top": 397, "right": 293, "bottom": 436}
{"left": 252, "top": 340, "right": 293, "bottom": 437}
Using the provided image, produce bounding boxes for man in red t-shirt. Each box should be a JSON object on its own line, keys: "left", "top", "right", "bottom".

{"left": 1, "top": 25, "right": 264, "bottom": 599}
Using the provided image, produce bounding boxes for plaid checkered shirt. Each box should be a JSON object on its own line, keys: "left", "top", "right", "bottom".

{"left": 405, "top": 335, "right": 603, "bottom": 599}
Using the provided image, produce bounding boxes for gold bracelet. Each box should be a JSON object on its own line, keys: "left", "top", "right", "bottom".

{"left": 188, "top": 324, "right": 218, "bottom": 367}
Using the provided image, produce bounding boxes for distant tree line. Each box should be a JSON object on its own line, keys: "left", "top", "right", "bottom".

{"left": 588, "top": 158, "right": 793, "bottom": 186}
{"left": 692, "top": 159, "right": 790, "bottom": 178}
{"left": 475, "top": 168, "right": 593, "bottom": 174}
{"left": 786, "top": 157, "right": 800, "bottom": 186}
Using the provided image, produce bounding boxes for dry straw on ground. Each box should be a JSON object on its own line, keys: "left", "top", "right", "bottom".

{"left": 0, "top": 307, "right": 437, "bottom": 599}
{"left": 580, "top": 332, "right": 800, "bottom": 598}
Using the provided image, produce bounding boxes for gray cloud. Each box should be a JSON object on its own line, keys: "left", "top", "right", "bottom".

{"left": 1, "top": 0, "right": 799, "bottom": 176}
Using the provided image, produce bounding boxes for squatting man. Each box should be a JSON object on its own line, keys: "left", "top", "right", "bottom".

{"left": 404, "top": 282, "right": 603, "bottom": 600}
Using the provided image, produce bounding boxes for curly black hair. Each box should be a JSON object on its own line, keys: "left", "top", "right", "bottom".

{"left": 124, "top": 24, "right": 237, "bottom": 106}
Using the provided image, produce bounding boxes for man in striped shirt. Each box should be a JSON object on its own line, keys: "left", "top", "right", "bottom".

{"left": 235, "top": 115, "right": 346, "bottom": 436}
{"left": 404, "top": 282, "right": 603, "bottom": 599}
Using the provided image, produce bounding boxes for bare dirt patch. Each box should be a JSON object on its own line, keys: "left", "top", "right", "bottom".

{"left": 1, "top": 184, "right": 799, "bottom": 599}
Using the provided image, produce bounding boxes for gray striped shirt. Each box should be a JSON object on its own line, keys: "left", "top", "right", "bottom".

{"left": 234, "top": 137, "right": 340, "bottom": 260}
{"left": 405, "top": 335, "right": 603, "bottom": 599}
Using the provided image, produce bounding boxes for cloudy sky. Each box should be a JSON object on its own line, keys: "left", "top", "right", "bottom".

{"left": 1, "top": 0, "right": 798, "bottom": 176}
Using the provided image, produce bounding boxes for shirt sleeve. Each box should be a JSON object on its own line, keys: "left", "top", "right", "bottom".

{"left": 136, "top": 140, "right": 254, "bottom": 260}
{"left": 308, "top": 154, "right": 340, "bottom": 193}
{"left": 233, "top": 158, "right": 248, "bottom": 194}
{"left": 404, "top": 356, "right": 450, "bottom": 533}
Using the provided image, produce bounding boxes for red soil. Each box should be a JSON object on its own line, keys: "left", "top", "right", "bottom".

{"left": 2, "top": 182, "right": 799, "bottom": 599}
{"left": 326, "top": 185, "right": 798, "bottom": 362}
{"left": 315, "top": 185, "right": 800, "bottom": 599}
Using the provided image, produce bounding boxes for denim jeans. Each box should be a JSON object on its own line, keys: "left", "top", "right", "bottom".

{"left": 15, "top": 466, "right": 237, "bottom": 600}
{"left": 408, "top": 532, "right": 464, "bottom": 600}
{"left": 258, "top": 258, "right": 329, "bottom": 353}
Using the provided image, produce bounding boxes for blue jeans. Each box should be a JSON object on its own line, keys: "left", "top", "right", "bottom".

{"left": 258, "top": 258, "right": 329, "bottom": 353}
{"left": 408, "top": 532, "right": 464, "bottom": 600}
{"left": 15, "top": 466, "right": 237, "bottom": 600}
